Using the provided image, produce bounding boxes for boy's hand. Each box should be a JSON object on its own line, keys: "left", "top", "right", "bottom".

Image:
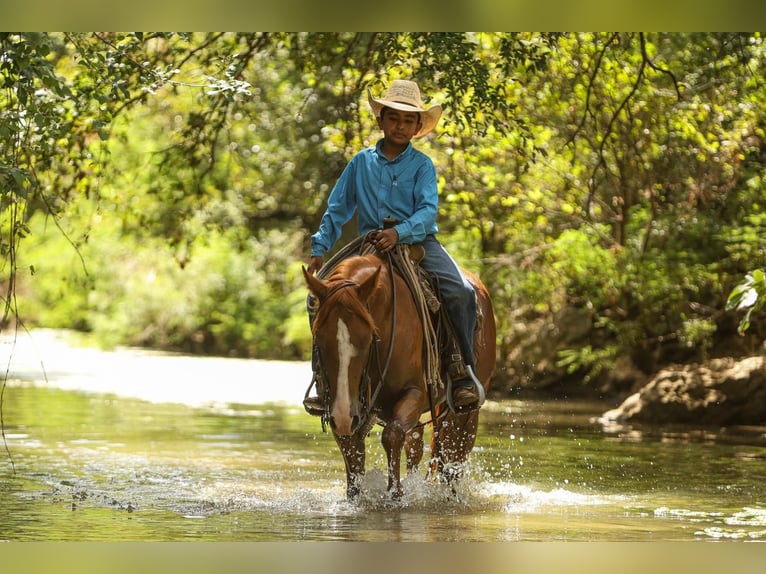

{"left": 307, "top": 256, "right": 324, "bottom": 275}
{"left": 375, "top": 228, "right": 399, "bottom": 253}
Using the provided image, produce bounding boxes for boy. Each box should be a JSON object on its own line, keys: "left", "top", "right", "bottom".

{"left": 305, "top": 79, "right": 482, "bottom": 411}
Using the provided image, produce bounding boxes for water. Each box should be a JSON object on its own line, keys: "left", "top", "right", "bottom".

{"left": 2, "top": 331, "right": 766, "bottom": 542}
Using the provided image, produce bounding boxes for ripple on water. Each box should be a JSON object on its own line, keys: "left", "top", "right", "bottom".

{"left": 651, "top": 505, "right": 766, "bottom": 540}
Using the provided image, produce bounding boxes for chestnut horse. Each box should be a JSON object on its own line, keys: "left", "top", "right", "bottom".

{"left": 303, "top": 252, "right": 496, "bottom": 500}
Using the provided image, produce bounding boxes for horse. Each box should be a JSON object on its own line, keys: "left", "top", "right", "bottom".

{"left": 302, "top": 249, "right": 496, "bottom": 500}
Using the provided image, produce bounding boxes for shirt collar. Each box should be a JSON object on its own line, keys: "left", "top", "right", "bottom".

{"left": 374, "top": 139, "right": 412, "bottom": 163}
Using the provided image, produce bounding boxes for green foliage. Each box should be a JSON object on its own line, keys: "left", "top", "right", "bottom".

{"left": 556, "top": 344, "right": 619, "bottom": 383}
{"left": 17, "top": 209, "right": 309, "bottom": 359}
{"left": 727, "top": 269, "right": 766, "bottom": 335}
{"left": 4, "top": 32, "right": 766, "bottom": 396}
{"left": 544, "top": 227, "right": 618, "bottom": 309}
{"left": 680, "top": 318, "right": 718, "bottom": 359}
{"left": 722, "top": 212, "right": 766, "bottom": 268}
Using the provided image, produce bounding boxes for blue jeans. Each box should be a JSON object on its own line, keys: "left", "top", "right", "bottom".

{"left": 419, "top": 235, "right": 477, "bottom": 369}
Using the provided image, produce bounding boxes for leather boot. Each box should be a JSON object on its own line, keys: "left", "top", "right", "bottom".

{"left": 448, "top": 365, "right": 485, "bottom": 411}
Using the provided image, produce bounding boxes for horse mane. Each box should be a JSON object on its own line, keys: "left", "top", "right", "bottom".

{"left": 312, "top": 255, "right": 382, "bottom": 336}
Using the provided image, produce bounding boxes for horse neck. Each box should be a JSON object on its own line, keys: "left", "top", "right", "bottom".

{"left": 326, "top": 254, "right": 415, "bottom": 341}
{"left": 322, "top": 261, "right": 381, "bottom": 329}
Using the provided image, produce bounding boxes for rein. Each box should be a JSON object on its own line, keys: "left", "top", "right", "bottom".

{"left": 363, "top": 251, "right": 396, "bottom": 427}
{"left": 314, "top": 241, "right": 398, "bottom": 435}
{"left": 325, "top": 279, "right": 359, "bottom": 300}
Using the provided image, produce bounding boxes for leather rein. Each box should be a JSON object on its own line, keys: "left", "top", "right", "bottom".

{"left": 317, "top": 249, "right": 397, "bottom": 434}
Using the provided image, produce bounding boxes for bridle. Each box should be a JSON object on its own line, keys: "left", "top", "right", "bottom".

{"left": 316, "top": 253, "right": 397, "bottom": 434}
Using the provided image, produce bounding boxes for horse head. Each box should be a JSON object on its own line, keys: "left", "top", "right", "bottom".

{"left": 303, "top": 262, "right": 382, "bottom": 436}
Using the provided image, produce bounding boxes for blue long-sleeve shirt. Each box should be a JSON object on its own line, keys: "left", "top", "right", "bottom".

{"left": 310, "top": 139, "right": 439, "bottom": 257}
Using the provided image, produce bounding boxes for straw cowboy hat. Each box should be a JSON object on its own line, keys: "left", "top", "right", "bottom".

{"left": 368, "top": 79, "right": 442, "bottom": 138}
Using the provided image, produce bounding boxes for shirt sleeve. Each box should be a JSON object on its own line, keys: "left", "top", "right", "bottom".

{"left": 310, "top": 158, "right": 358, "bottom": 257}
{"left": 393, "top": 156, "right": 438, "bottom": 244}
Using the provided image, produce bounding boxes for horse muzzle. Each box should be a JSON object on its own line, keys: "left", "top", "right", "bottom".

{"left": 330, "top": 401, "right": 363, "bottom": 436}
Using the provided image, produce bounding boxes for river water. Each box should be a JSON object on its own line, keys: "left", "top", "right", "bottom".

{"left": 2, "top": 330, "right": 766, "bottom": 542}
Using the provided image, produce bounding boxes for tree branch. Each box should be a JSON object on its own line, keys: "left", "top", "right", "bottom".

{"left": 585, "top": 36, "right": 647, "bottom": 217}
{"left": 639, "top": 32, "right": 682, "bottom": 99}
{"left": 564, "top": 32, "right": 620, "bottom": 148}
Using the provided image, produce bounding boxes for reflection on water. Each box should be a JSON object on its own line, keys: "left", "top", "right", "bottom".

{"left": 1, "top": 383, "right": 766, "bottom": 541}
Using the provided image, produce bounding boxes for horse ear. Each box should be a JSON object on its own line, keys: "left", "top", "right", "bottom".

{"left": 303, "top": 266, "right": 329, "bottom": 301}
{"left": 356, "top": 265, "right": 381, "bottom": 304}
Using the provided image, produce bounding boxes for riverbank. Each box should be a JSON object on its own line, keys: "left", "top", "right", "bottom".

{"left": 1, "top": 329, "right": 310, "bottom": 408}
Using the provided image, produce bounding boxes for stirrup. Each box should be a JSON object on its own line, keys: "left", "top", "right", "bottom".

{"left": 303, "top": 373, "right": 326, "bottom": 417}
{"left": 303, "top": 395, "right": 325, "bottom": 417}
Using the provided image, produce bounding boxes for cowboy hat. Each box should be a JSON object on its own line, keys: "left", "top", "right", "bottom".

{"left": 368, "top": 79, "right": 442, "bottom": 138}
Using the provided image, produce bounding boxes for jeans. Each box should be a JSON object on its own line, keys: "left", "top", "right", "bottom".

{"left": 419, "top": 235, "right": 477, "bottom": 369}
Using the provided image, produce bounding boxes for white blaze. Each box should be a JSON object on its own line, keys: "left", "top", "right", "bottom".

{"left": 333, "top": 318, "right": 358, "bottom": 430}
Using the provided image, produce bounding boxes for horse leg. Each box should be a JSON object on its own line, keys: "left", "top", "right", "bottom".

{"left": 381, "top": 421, "right": 406, "bottom": 498}
{"left": 404, "top": 426, "right": 424, "bottom": 474}
{"left": 430, "top": 283, "right": 493, "bottom": 487}
{"left": 430, "top": 407, "right": 479, "bottom": 487}
{"left": 334, "top": 432, "right": 366, "bottom": 500}
{"left": 381, "top": 388, "right": 425, "bottom": 498}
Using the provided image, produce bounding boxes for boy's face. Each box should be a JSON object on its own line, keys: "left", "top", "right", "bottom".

{"left": 377, "top": 108, "right": 422, "bottom": 146}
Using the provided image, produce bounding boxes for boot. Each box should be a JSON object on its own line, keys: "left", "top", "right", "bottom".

{"left": 447, "top": 365, "right": 485, "bottom": 411}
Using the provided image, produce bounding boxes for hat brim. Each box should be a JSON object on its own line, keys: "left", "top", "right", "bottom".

{"left": 368, "top": 91, "right": 442, "bottom": 138}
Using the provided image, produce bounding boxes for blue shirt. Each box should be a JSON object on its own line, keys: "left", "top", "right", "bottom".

{"left": 310, "top": 139, "right": 439, "bottom": 257}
